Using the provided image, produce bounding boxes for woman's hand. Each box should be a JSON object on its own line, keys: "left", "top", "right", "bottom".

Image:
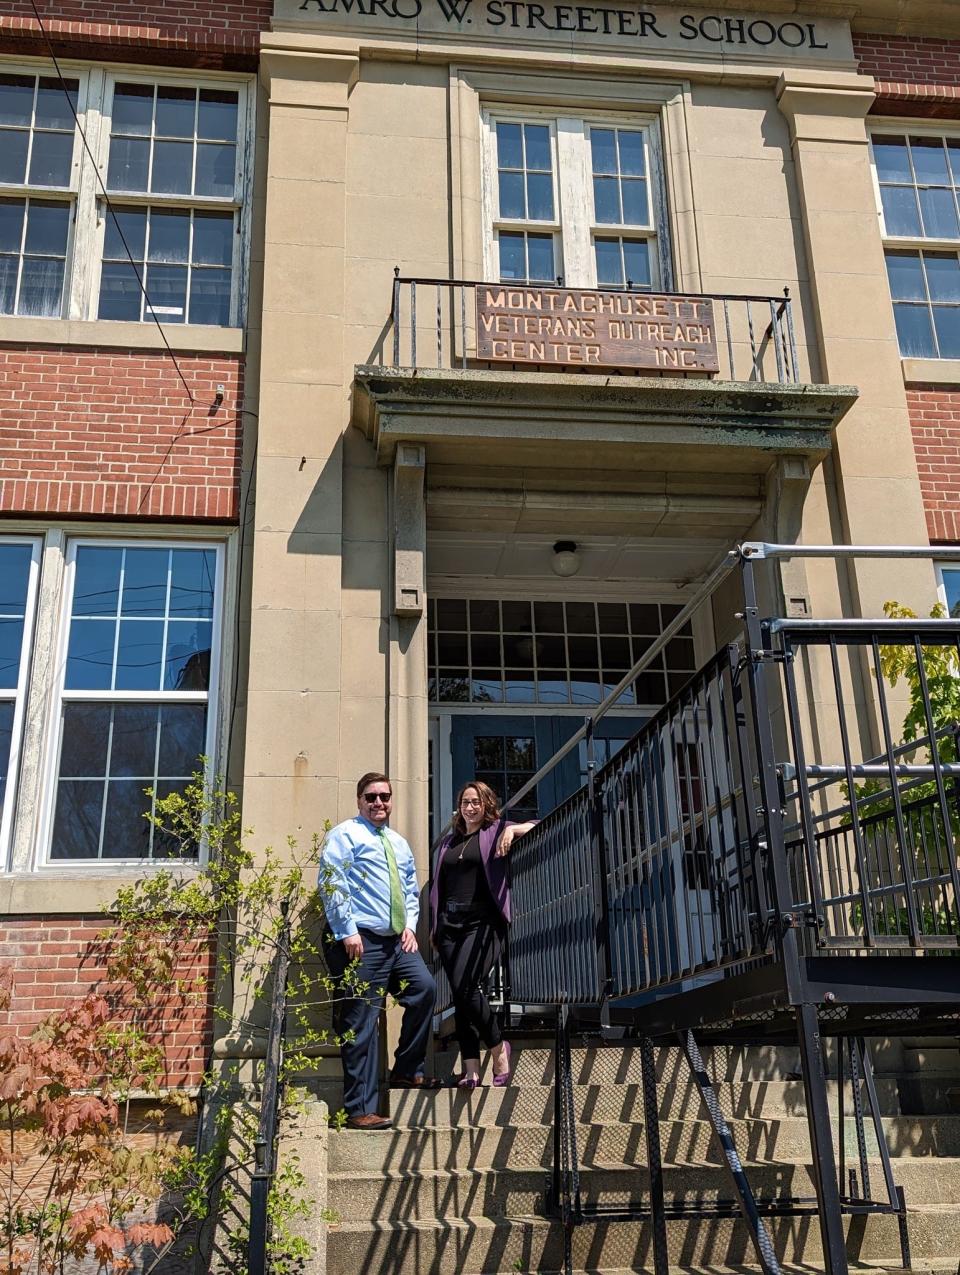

{"left": 496, "top": 820, "right": 537, "bottom": 857}
{"left": 495, "top": 826, "right": 516, "bottom": 857}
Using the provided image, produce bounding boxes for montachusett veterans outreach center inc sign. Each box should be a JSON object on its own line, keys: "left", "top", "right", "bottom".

{"left": 278, "top": 0, "right": 852, "bottom": 60}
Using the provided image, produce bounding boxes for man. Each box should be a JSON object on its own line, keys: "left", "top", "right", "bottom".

{"left": 320, "top": 771, "right": 439, "bottom": 1130}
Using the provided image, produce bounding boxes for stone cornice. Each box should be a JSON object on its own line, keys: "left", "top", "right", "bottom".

{"left": 352, "top": 365, "right": 857, "bottom": 471}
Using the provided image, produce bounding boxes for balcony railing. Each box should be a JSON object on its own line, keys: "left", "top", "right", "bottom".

{"left": 390, "top": 271, "right": 801, "bottom": 384}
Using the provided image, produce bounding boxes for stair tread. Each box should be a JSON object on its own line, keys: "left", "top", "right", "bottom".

{"left": 329, "top": 1155, "right": 960, "bottom": 1177}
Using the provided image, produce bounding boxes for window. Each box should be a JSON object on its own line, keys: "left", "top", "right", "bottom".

{"left": 0, "top": 533, "right": 227, "bottom": 871}
{"left": 936, "top": 562, "right": 960, "bottom": 618}
{"left": 483, "top": 111, "right": 668, "bottom": 290}
{"left": 872, "top": 131, "right": 960, "bottom": 359}
{"left": 45, "top": 541, "right": 222, "bottom": 863}
{"left": 0, "top": 63, "right": 251, "bottom": 326}
{"left": 0, "top": 71, "right": 79, "bottom": 317}
{"left": 427, "top": 598, "right": 695, "bottom": 708}
{"left": 0, "top": 537, "right": 41, "bottom": 865}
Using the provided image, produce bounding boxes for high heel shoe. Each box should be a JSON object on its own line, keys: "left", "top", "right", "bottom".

{"left": 452, "top": 1073, "right": 480, "bottom": 1090}
{"left": 492, "top": 1041, "right": 512, "bottom": 1087}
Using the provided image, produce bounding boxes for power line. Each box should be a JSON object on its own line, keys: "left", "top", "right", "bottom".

{"left": 27, "top": 0, "right": 196, "bottom": 406}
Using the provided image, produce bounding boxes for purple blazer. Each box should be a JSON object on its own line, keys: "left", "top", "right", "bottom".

{"left": 429, "top": 818, "right": 513, "bottom": 937}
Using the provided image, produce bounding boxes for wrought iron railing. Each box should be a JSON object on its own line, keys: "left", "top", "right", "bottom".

{"left": 389, "top": 272, "right": 801, "bottom": 383}
{"left": 248, "top": 903, "right": 290, "bottom": 1275}
{"left": 508, "top": 555, "right": 960, "bottom": 1011}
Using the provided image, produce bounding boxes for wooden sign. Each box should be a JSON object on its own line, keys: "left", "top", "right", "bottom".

{"left": 475, "top": 285, "right": 719, "bottom": 372}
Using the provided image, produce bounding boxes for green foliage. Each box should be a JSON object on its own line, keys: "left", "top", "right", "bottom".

{"left": 1, "top": 769, "right": 374, "bottom": 1273}
{"left": 843, "top": 601, "right": 960, "bottom": 942}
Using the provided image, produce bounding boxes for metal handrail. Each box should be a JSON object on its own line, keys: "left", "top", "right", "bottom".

{"left": 389, "top": 271, "right": 800, "bottom": 383}
{"left": 248, "top": 902, "right": 291, "bottom": 1275}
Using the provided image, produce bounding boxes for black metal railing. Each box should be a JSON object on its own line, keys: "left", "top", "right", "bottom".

{"left": 248, "top": 903, "right": 290, "bottom": 1275}
{"left": 496, "top": 544, "right": 960, "bottom": 1275}
{"left": 389, "top": 272, "right": 801, "bottom": 383}
{"left": 773, "top": 620, "right": 960, "bottom": 952}
{"left": 505, "top": 548, "right": 960, "bottom": 1014}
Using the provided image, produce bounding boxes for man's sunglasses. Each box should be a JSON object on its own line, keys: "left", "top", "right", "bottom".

{"left": 363, "top": 792, "right": 392, "bottom": 804}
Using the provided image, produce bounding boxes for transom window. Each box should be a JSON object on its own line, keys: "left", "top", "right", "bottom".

{"left": 48, "top": 541, "right": 222, "bottom": 863}
{"left": 872, "top": 130, "right": 960, "bottom": 359}
{"left": 0, "top": 62, "right": 250, "bottom": 326}
{"left": 0, "top": 538, "right": 41, "bottom": 866}
{"left": 483, "top": 111, "right": 668, "bottom": 291}
{"left": 427, "top": 598, "right": 695, "bottom": 708}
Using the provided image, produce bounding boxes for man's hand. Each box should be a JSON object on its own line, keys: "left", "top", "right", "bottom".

{"left": 400, "top": 927, "right": 418, "bottom": 954}
{"left": 343, "top": 933, "right": 364, "bottom": 960}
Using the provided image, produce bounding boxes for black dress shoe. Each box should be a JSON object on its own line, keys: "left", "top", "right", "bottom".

{"left": 346, "top": 1113, "right": 392, "bottom": 1130}
{"left": 389, "top": 1073, "right": 443, "bottom": 1089}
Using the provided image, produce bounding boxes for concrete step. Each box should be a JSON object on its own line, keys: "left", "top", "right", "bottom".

{"left": 326, "top": 1207, "right": 959, "bottom": 1273}
{"left": 432, "top": 1042, "right": 960, "bottom": 1088}
{"left": 329, "top": 1114, "right": 960, "bottom": 1173}
{"left": 327, "top": 1158, "right": 960, "bottom": 1223}
{"left": 386, "top": 1077, "right": 949, "bottom": 1128}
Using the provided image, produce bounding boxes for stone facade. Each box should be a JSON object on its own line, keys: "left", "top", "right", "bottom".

{"left": 0, "top": 0, "right": 959, "bottom": 1088}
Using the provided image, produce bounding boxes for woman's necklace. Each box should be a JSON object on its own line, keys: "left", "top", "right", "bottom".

{"left": 458, "top": 831, "right": 477, "bottom": 861}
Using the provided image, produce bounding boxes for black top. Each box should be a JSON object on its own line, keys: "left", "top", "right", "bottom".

{"left": 439, "top": 832, "right": 494, "bottom": 918}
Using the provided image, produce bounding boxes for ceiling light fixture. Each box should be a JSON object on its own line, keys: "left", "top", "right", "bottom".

{"left": 551, "top": 540, "right": 581, "bottom": 578}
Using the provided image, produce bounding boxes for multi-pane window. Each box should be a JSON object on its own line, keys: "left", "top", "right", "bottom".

{"left": 48, "top": 542, "right": 221, "bottom": 863}
{"left": 484, "top": 111, "right": 666, "bottom": 291}
{"left": 0, "top": 72, "right": 78, "bottom": 317}
{"left": 885, "top": 249, "right": 960, "bottom": 360}
{"left": 99, "top": 82, "right": 240, "bottom": 325}
{"left": 872, "top": 131, "right": 960, "bottom": 359}
{"left": 493, "top": 121, "right": 558, "bottom": 284}
{"left": 0, "top": 538, "right": 40, "bottom": 865}
{"left": 99, "top": 207, "right": 233, "bottom": 326}
{"left": 427, "top": 598, "right": 695, "bottom": 708}
{"left": 590, "top": 127, "right": 654, "bottom": 290}
{"left": 0, "top": 63, "right": 250, "bottom": 326}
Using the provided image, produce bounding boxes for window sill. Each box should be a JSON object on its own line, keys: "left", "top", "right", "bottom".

{"left": 0, "top": 316, "right": 244, "bottom": 354}
{"left": 0, "top": 867, "right": 202, "bottom": 916}
{"left": 902, "top": 357, "right": 960, "bottom": 386}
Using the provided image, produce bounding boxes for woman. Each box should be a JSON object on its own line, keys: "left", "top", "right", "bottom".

{"left": 430, "top": 780, "right": 536, "bottom": 1089}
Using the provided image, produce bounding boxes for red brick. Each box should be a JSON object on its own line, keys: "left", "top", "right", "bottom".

{"left": 0, "top": 916, "right": 214, "bottom": 1089}
{"left": 0, "top": 346, "right": 243, "bottom": 521}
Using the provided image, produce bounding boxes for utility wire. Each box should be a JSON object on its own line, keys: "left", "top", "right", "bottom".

{"left": 28, "top": 0, "right": 196, "bottom": 405}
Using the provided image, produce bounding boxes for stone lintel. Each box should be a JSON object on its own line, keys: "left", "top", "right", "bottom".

{"left": 352, "top": 365, "right": 857, "bottom": 473}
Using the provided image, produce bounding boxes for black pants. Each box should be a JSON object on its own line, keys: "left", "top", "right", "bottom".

{"left": 325, "top": 929, "right": 436, "bottom": 1116}
{"left": 436, "top": 919, "right": 503, "bottom": 1060}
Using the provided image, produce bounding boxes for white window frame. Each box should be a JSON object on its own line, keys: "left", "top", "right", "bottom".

{"left": 481, "top": 106, "right": 671, "bottom": 290}
{"left": 870, "top": 122, "right": 960, "bottom": 361}
{"left": 0, "top": 535, "right": 43, "bottom": 871}
{"left": 0, "top": 57, "right": 253, "bottom": 328}
{"left": 34, "top": 535, "right": 227, "bottom": 869}
{"left": 0, "top": 67, "right": 88, "bottom": 320}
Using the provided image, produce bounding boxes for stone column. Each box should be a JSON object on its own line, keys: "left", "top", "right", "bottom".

{"left": 243, "top": 42, "right": 359, "bottom": 845}
{"left": 777, "top": 70, "right": 937, "bottom": 618}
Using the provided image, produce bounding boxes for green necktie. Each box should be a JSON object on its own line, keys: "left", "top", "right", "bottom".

{"left": 378, "top": 828, "right": 407, "bottom": 935}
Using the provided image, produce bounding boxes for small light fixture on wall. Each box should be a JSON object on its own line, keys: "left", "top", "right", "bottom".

{"left": 551, "top": 540, "right": 581, "bottom": 578}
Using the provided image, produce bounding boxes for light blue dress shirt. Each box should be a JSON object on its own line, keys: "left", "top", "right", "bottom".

{"left": 319, "top": 814, "right": 420, "bottom": 940}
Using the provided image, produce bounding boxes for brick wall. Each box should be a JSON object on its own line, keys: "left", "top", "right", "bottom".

{"left": 908, "top": 387, "right": 960, "bottom": 543}
{"left": 855, "top": 33, "right": 960, "bottom": 87}
{"left": 855, "top": 33, "right": 960, "bottom": 115}
{"left": 0, "top": 1, "right": 271, "bottom": 67}
{"left": 0, "top": 347, "right": 243, "bottom": 520}
{"left": 1, "top": 916, "right": 214, "bottom": 1088}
